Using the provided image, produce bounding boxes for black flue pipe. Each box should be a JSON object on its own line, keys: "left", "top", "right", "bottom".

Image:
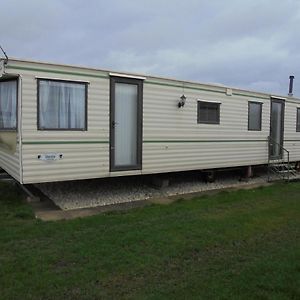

{"left": 289, "top": 75, "right": 294, "bottom": 96}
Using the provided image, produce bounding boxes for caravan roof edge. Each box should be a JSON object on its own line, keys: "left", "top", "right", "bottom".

{"left": 6, "top": 57, "right": 299, "bottom": 102}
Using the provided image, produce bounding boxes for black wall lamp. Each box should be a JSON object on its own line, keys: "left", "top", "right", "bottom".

{"left": 178, "top": 94, "right": 186, "bottom": 108}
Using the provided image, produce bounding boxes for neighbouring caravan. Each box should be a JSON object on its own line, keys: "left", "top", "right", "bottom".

{"left": 0, "top": 57, "right": 299, "bottom": 184}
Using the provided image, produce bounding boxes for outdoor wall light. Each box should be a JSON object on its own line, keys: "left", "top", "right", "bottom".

{"left": 178, "top": 94, "right": 186, "bottom": 108}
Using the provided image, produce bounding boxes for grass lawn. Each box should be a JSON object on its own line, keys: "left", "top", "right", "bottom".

{"left": 0, "top": 182, "right": 300, "bottom": 300}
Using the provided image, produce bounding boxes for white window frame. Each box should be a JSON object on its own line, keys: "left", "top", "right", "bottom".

{"left": 0, "top": 78, "right": 18, "bottom": 131}
{"left": 37, "top": 78, "right": 88, "bottom": 131}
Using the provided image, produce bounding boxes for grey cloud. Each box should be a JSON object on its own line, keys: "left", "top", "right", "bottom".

{"left": 0, "top": 0, "right": 299, "bottom": 96}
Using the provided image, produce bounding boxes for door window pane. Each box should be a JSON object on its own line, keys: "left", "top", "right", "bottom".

{"left": 270, "top": 101, "right": 284, "bottom": 158}
{"left": 0, "top": 79, "right": 17, "bottom": 130}
{"left": 114, "top": 83, "right": 138, "bottom": 166}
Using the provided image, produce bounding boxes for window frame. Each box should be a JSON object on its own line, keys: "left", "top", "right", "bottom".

{"left": 248, "top": 101, "right": 262, "bottom": 131}
{"left": 197, "top": 101, "right": 220, "bottom": 125}
{"left": 37, "top": 78, "right": 88, "bottom": 131}
{"left": 296, "top": 108, "right": 300, "bottom": 132}
{"left": 0, "top": 77, "right": 18, "bottom": 132}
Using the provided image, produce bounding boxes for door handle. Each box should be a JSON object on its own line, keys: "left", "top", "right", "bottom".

{"left": 112, "top": 121, "right": 118, "bottom": 128}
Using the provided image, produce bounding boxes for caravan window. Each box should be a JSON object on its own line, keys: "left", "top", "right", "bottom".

{"left": 197, "top": 101, "right": 220, "bottom": 124}
{"left": 38, "top": 79, "right": 87, "bottom": 130}
{"left": 248, "top": 102, "right": 262, "bottom": 131}
{"left": 297, "top": 108, "right": 300, "bottom": 132}
{"left": 0, "top": 79, "right": 18, "bottom": 130}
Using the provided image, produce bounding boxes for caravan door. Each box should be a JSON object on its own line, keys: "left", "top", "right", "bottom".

{"left": 110, "top": 77, "right": 143, "bottom": 171}
{"left": 269, "top": 98, "right": 285, "bottom": 159}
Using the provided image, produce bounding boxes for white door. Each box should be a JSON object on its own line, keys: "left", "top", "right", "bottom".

{"left": 110, "top": 77, "right": 143, "bottom": 171}
{"left": 270, "top": 99, "right": 285, "bottom": 159}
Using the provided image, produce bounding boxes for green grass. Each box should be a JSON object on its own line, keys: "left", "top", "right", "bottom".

{"left": 0, "top": 181, "right": 300, "bottom": 300}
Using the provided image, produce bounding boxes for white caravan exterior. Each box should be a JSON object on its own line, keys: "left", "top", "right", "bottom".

{"left": 0, "top": 58, "right": 299, "bottom": 184}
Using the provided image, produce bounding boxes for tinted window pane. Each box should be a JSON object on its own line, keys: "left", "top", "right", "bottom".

{"left": 199, "top": 104, "right": 208, "bottom": 121}
{"left": 207, "top": 106, "right": 218, "bottom": 122}
{"left": 248, "top": 102, "right": 262, "bottom": 131}
{"left": 297, "top": 108, "right": 300, "bottom": 132}
{"left": 198, "top": 102, "right": 220, "bottom": 124}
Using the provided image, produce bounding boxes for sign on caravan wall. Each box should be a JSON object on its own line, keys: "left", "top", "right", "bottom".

{"left": 38, "top": 153, "right": 64, "bottom": 161}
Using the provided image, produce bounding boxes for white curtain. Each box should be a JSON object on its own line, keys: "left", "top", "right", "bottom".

{"left": 39, "top": 80, "right": 85, "bottom": 129}
{"left": 0, "top": 80, "right": 17, "bottom": 129}
{"left": 114, "top": 83, "right": 138, "bottom": 166}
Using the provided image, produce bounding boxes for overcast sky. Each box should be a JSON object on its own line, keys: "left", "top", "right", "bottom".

{"left": 1, "top": 0, "right": 299, "bottom": 96}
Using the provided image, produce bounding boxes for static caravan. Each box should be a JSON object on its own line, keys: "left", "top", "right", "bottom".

{"left": 0, "top": 58, "right": 299, "bottom": 184}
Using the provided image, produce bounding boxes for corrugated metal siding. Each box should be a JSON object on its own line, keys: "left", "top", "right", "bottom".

{"left": 142, "top": 83, "right": 270, "bottom": 173}
{"left": 142, "top": 142, "right": 268, "bottom": 173}
{"left": 283, "top": 101, "right": 300, "bottom": 161}
{"left": 18, "top": 65, "right": 110, "bottom": 184}
{"left": 0, "top": 69, "right": 21, "bottom": 181}
{"left": 0, "top": 146, "right": 20, "bottom": 181}
{"left": 22, "top": 144, "right": 109, "bottom": 183}
{"left": 4, "top": 60, "right": 300, "bottom": 184}
{"left": 143, "top": 84, "right": 270, "bottom": 140}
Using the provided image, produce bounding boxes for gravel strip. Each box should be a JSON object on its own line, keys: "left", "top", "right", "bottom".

{"left": 35, "top": 168, "right": 300, "bottom": 210}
